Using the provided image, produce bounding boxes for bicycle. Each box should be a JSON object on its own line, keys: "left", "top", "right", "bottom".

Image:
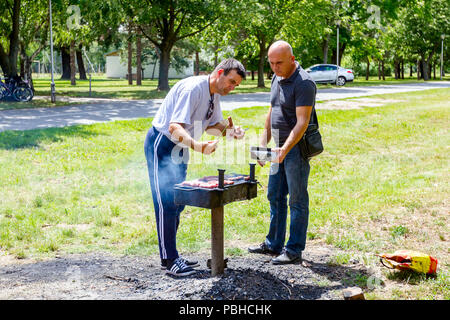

{"left": 0, "top": 76, "right": 34, "bottom": 102}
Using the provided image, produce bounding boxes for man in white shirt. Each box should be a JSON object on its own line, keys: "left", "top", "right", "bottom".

{"left": 144, "top": 58, "right": 246, "bottom": 277}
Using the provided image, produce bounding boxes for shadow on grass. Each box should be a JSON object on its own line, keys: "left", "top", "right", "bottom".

{"left": 0, "top": 98, "right": 83, "bottom": 111}
{"left": 386, "top": 269, "right": 437, "bottom": 284}
{"left": 0, "top": 125, "right": 101, "bottom": 150}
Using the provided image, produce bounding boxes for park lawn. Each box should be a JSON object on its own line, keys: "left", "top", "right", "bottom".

{"left": 0, "top": 88, "right": 449, "bottom": 299}
{"left": 328, "top": 76, "right": 449, "bottom": 87}
{"left": 30, "top": 75, "right": 274, "bottom": 100}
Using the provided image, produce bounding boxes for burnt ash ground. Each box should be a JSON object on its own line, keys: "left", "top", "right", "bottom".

{"left": 0, "top": 243, "right": 371, "bottom": 300}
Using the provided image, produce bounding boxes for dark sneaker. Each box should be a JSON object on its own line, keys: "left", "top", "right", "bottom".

{"left": 161, "top": 257, "right": 199, "bottom": 269}
{"left": 271, "top": 250, "right": 302, "bottom": 265}
{"left": 166, "top": 258, "right": 197, "bottom": 277}
{"left": 248, "top": 242, "right": 280, "bottom": 255}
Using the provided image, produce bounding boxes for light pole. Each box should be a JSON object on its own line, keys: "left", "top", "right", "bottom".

{"left": 49, "top": 0, "right": 56, "bottom": 103}
{"left": 336, "top": 19, "right": 341, "bottom": 67}
{"left": 441, "top": 34, "right": 445, "bottom": 80}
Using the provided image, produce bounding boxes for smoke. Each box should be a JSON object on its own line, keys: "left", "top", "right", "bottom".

{"left": 169, "top": 120, "right": 280, "bottom": 169}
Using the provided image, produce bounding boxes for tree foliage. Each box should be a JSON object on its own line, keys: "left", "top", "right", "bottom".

{"left": 0, "top": 0, "right": 448, "bottom": 84}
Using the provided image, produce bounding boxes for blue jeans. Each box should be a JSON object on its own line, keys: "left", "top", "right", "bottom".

{"left": 265, "top": 145, "right": 310, "bottom": 256}
{"left": 144, "top": 127, "right": 188, "bottom": 261}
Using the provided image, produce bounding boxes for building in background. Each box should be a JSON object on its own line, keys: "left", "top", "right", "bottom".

{"left": 105, "top": 51, "right": 193, "bottom": 79}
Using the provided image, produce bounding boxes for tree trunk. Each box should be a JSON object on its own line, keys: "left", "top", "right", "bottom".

{"left": 24, "top": 57, "right": 34, "bottom": 91}
{"left": 322, "top": 34, "right": 330, "bottom": 64}
{"left": 70, "top": 40, "right": 77, "bottom": 85}
{"left": 401, "top": 59, "right": 404, "bottom": 79}
{"left": 0, "top": 0, "right": 21, "bottom": 78}
{"left": 158, "top": 46, "right": 171, "bottom": 91}
{"left": 20, "top": 42, "right": 44, "bottom": 92}
{"left": 60, "top": 46, "right": 71, "bottom": 79}
{"left": 366, "top": 58, "right": 370, "bottom": 80}
{"left": 427, "top": 51, "right": 434, "bottom": 81}
{"left": 339, "top": 43, "right": 346, "bottom": 66}
{"left": 136, "top": 31, "right": 142, "bottom": 85}
{"left": 151, "top": 60, "right": 157, "bottom": 80}
{"left": 433, "top": 60, "right": 436, "bottom": 79}
{"left": 20, "top": 54, "right": 25, "bottom": 78}
{"left": 381, "top": 59, "right": 385, "bottom": 80}
{"left": 377, "top": 61, "right": 381, "bottom": 80}
{"left": 76, "top": 47, "right": 87, "bottom": 80}
{"left": 417, "top": 59, "right": 421, "bottom": 80}
{"left": 194, "top": 51, "right": 200, "bottom": 76}
{"left": 127, "top": 38, "right": 133, "bottom": 85}
{"left": 422, "top": 59, "right": 429, "bottom": 81}
{"left": 394, "top": 60, "right": 399, "bottom": 79}
{"left": 257, "top": 39, "right": 267, "bottom": 88}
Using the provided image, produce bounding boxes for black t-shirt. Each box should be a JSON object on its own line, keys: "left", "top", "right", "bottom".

{"left": 270, "top": 65, "right": 316, "bottom": 146}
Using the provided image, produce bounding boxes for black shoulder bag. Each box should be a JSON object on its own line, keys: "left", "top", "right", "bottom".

{"left": 275, "top": 75, "right": 324, "bottom": 161}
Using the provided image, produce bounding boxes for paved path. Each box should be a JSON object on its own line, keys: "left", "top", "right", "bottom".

{"left": 0, "top": 81, "right": 448, "bottom": 132}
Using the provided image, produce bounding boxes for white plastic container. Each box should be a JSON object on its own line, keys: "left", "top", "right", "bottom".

{"left": 250, "top": 146, "right": 277, "bottom": 162}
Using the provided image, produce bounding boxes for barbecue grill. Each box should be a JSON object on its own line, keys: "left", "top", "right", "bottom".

{"left": 174, "top": 163, "right": 258, "bottom": 276}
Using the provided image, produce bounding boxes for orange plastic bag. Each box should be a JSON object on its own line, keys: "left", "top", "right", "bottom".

{"left": 377, "top": 250, "right": 438, "bottom": 274}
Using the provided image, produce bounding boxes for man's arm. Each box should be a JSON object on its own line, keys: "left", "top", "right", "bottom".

{"left": 256, "top": 107, "right": 272, "bottom": 167}
{"left": 169, "top": 122, "right": 218, "bottom": 155}
{"left": 206, "top": 117, "right": 245, "bottom": 139}
{"left": 206, "top": 117, "right": 232, "bottom": 137}
{"left": 205, "top": 121, "right": 227, "bottom": 136}
{"left": 260, "top": 107, "right": 272, "bottom": 147}
{"left": 273, "top": 106, "right": 312, "bottom": 163}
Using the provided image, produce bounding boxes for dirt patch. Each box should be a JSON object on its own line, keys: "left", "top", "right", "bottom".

{"left": 0, "top": 243, "right": 373, "bottom": 300}
{"left": 316, "top": 98, "right": 404, "bottom": 110}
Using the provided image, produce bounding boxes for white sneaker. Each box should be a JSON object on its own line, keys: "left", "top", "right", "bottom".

{"left": 166, "top": 258, "right": 197, "bottom": 277}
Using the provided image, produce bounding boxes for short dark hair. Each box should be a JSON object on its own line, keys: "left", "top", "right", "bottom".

{"left": 214, "top": 58, "right": 246, "bottom": 80}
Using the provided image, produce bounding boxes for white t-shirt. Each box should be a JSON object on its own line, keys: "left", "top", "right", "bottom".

{"left": 152, "top": 75, "right": 223, "bottom": 141}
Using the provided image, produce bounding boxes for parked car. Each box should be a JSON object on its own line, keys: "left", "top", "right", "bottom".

{"left": 305, "top": 64, "right": 354, "bottom": 86}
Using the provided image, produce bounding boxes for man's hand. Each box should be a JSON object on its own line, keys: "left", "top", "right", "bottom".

{"left": 257, "top": 160, "right": 266, "bottom": 167}
{"left": 272, "top": 146, "right": 288, "bottom": 163}
{"left": 226, "top": 125, "right": 245, "bottom": 140}
{"left": 197, "top": 140, "right": 219, "bottom": 155}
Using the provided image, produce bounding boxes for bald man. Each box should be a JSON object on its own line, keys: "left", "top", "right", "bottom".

{"left": 248, "top": 40, "right": 317, "bottom": 264}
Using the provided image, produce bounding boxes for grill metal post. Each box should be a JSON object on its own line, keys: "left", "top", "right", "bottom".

{"left": 249, "top": 163, "right": 256, "bottom": 182}
{"left": 211, "top": 206, "right": 224, "bottom": 276}
{"left": 217, "top": 169, "right": 225, "bottom": 189}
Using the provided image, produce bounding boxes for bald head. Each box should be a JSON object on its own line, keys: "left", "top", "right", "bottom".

{"left": 268, "top": 40, "right": 293, "bottom": 56}
{"left": 268, "top": 40, "right": 296, "bottom": 78}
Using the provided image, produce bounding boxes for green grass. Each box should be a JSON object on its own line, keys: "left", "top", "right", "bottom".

{"left": 0, "top": 87, "right": 449, "bottom": 299}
